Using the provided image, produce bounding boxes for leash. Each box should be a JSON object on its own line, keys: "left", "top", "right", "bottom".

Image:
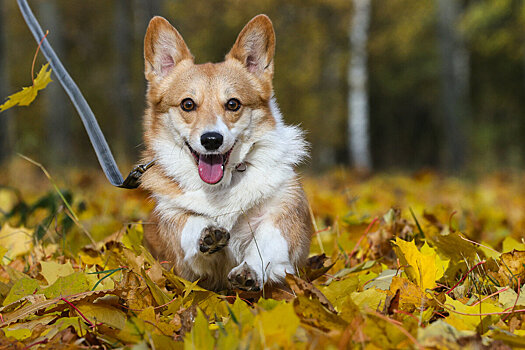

{"left": 16, "top": 0, "right": 153, "bottom": 189}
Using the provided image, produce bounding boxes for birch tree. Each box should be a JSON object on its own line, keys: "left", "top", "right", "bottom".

{"left": 437, "top": 0, "right": 468, "bottom": 171}
{"left": 348, "top": 0, "right": 372, "bottom": 171}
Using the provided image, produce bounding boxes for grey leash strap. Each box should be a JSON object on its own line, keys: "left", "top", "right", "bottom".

{"left": 16, "top": 0, "right": 152, "bottom": 189}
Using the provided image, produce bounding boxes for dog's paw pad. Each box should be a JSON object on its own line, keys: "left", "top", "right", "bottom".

{"left": 228, "top": 263, "right": 261, "bottom": 292}
{"left": 199, "top": 226, "right": 230, "bottom": 254}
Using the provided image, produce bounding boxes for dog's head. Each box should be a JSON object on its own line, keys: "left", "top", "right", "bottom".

{"left": 143, "top": 15, "right": 277, "bottom": 187}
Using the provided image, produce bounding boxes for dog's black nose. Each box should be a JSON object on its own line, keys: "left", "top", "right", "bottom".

{"left": 201, "top": 132, "right": 223, "bottom": 151}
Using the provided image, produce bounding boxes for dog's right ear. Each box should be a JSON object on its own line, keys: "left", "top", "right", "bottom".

{"left": 144, "top": 16, "right": 193, "bottom": 82}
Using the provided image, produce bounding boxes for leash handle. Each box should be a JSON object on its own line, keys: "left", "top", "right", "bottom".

{"left": 119, "top": 160, "right": 156, "bottom": 189}
{"left": 17, "top": 0, "right": 147, "bottom": 189}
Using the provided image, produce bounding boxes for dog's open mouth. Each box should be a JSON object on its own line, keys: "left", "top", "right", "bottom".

{"left": 186, "top": 142, "right": 234, "bottom": 184}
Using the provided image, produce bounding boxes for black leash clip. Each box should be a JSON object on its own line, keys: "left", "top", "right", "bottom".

{"left": 119, "top": 160, "right": 155, "bottom": 189}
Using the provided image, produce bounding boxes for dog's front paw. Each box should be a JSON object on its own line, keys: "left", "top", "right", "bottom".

{"left": 199, "top": 226, "right": 230, "bottom": 254}
{"left": 228, "top": 262, "right": 261, "bottom": 292}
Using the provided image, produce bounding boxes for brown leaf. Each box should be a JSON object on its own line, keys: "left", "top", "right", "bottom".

{"left": 293, "top": 296, "right": 348, "bottom": 332}
{"left": 286, "top": 274, "right": 336, "bottom": 313}
{"left": 0, "top": 289, "right": 122, "bottom": 326}
{"left": 488, "top": 250, "right": 525, "bottom": 289}
{"left": 384, "top": 288, "right": 401, "bottom": 315}
{"left": 368, "top": 208, "right": 415, "bottom": 260}
{"left": 299, "top": 253, "right": 335, "bottom": 282}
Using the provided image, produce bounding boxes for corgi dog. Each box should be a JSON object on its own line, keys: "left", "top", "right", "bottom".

{"left": 140, "top": 14, "right": 313, "bottom": 292}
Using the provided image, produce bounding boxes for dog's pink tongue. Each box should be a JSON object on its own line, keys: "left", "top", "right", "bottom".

{"left": 198, "top": 154, "right": 224, "bottom": 184}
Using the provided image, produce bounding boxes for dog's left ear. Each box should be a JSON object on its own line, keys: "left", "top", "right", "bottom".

{"left": 144, "top": 16, "right": 193, "bottom": 83}
{"left": 226, "top": 15, "right": 275, "bottom": 80}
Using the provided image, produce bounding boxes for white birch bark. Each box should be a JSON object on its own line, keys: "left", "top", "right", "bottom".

{"left": 348, "top": 0, "right": 372, "bottom": 170}
{"left": 437, "top": 0, "right": 469, "bottom": 171}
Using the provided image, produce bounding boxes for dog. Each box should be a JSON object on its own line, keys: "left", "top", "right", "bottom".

{"left": 140, "top": 14, "right": 313, "bottom": 292}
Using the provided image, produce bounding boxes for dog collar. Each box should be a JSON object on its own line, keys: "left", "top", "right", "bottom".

{"left": 235, "top": 162, "right": 247, "bottom": 172}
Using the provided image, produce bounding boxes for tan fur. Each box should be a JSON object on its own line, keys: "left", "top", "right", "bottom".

{"left": 140, "top": 15, "right": 312, "bottom": 291}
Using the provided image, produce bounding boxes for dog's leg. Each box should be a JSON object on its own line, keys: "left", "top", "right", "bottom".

{"left": 180, "top": 216, "right": 234, "bottom": 290}
{"left": 149, "top": 211, "right": 232, "bottom": 290}
{"left": 228, "top": 181, "right": 312, "bottom": 291}
{"left": 180, "top": 216, "right": 230, "bottom": 260}
{"left": 228, "top": 221, "right": 294, "bottom": 291}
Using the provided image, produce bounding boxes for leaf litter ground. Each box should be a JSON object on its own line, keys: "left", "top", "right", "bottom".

{"left": 1, "top": 163, "right": 525, "bottom": 349}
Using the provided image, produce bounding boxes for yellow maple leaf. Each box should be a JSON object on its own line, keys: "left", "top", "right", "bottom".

{"left": 393, "top": 238, "right": 444, "bottom": 290}
{"left": 0, "top": 63, "right": 52, "bottom": 112}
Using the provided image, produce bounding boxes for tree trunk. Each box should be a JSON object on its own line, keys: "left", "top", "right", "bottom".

{"left": 348, "top": 0, "right": 372, "bottom": 171}
{"left": 37, "top": 1, "right": 72, "bottom": 166}
{"left": 114, "top": 0, "right": 135, "bottom": 163}
{"left": 0, "top": 0, "right": 14, "bottom": 164}
{"left": 436, "top": 0, "right": 469, "bottom": 172}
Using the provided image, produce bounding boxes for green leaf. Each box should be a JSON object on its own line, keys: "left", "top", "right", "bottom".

{"left": 43, "top": 272, "right": 91, "bottom": 299}
{"left": 3, "top": 278, "right": 40, "bottom": 306}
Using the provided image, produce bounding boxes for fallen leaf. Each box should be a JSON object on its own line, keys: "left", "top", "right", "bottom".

{"left": 320, "top": 275, "right": 360, "bottom": 311}
{"left": 351, "top": 288, "right": 387, "bottom": 312}
{"left": 2, "top": 277, "right": 40, "bottom": 306}
{"left": 75, "top": 302, "right": 127, "bottom": 329}
{"left": 502, "top": 237, "right": 525, "bottom": 253}
{"left": 0, "top": 224, "right": 33, "bottom": 263}
{"left": 287, "top": 274, "right": 337, "bottom": 313}
{"left": 184, "top": 308, "right": 215, "bottom": 350}
{"left": 43, "top": 272, "right": 91, "bottom": 299}
{"left": 499, "top": 285, "right": 525, "bottom": 309}
{"left": 488, "top": 250, "right": 525, "bottom": 288}
{"left": 293, "top": 295, "right": 348, "bottom": 332}
{"left": 256, "top": 301, "right": 300, "bottom": 347}
{"left": 0, "top": 63, "right": 52, "bottom": 112}
{"left": 365, "top": 269, "right": 397, "bottom": 291}
{"left": 40, "top": 261, "right": 75, "bottom": 285}
{"left": 2, "top": 315, "right": 55, "bottom": 340}
{"left": 393, "top": 238, "right": 441, "bottom": 290}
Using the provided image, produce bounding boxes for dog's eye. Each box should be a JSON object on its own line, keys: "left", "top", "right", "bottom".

{"left": 226, "top": 98, "right": 241, "bottom": 112}
{"left": 181, "top": 98, "right": 196, "bottom": 112}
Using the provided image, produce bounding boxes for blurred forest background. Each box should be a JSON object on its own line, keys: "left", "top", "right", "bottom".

{"left": 0, "top": 0, "right": 524, "bottom": 175}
